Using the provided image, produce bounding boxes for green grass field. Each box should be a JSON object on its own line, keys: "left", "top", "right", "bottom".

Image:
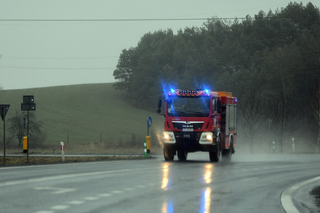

{"left": 0, "top": 83, "right": 164, "bottom": 149}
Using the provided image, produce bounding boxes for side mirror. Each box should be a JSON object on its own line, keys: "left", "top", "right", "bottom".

{"left": 157, "top": 98, "right": 162, "bottom": 114}
{"left": 217, "top": 99, "right": 222, "bottom": 113}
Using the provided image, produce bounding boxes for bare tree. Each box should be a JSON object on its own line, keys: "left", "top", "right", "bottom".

{"left": 7, "top": 111, "right": 46, "bottom": 148}
{"left": 311, "top": 78, "right": 320, "bottom": 153}
{"left": 264, "top": 44, "right": 302, "bottom": 153}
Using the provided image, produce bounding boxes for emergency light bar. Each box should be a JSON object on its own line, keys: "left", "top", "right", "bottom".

{"left": 168, "top": 89, "right": 211, "bottom": 96}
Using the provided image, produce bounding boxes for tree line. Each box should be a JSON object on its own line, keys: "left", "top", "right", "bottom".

{"left": 113, "top": 2, "right": 320, "bottom": 153}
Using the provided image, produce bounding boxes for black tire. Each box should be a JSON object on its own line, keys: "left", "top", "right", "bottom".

{"left": 209, "top": 145, "right": 220, "bottom": 162}
{"left": 164, "top": 146, "right": 175, "bottom": 161}
{"left": 222, "top": 141, "right": 233, "bottom": 162}
{"left": 177, "top": 150, "right": 188, "bottom": 161}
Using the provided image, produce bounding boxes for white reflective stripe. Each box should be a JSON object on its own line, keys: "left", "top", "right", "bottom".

{"left": 281, "top": 176, "right": 320, "bottom": 213}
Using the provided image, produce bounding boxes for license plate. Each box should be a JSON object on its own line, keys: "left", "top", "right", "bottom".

{"left": 183, "top": 134, "right": 190, "bottom": 138}
{"left": 182, "top": 128, "right": 193, "bottom": 132}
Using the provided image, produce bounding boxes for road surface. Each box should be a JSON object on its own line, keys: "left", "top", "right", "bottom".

{"left": 0, "top": 153, "right": 319, "bottom": 213}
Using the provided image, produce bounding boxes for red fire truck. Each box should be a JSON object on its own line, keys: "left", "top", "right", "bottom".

{"left": 157, "top": 89, "right": 237, "bottom": 162}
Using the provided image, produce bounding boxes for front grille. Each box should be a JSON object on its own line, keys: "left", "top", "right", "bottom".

{"left": 172, "top": 121, "right": 204, "bottom": 130}
{"left": 174, "top": 132, "right": 202, "bottom": 150}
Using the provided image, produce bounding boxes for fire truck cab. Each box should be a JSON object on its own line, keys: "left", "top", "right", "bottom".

{"left": 157, "top": 89, "right": 237, "bottom": 162}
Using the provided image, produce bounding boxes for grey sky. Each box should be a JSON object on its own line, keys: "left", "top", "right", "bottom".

{"left": 0, "top": 0, "right": 314, "bottom": 90}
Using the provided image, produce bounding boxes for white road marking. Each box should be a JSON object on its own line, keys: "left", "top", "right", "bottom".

{"left": 0, "top": 167, "right": 161, "bottom": 188}
{"left": 35, "top": 211, "right": 54, "bottom": 213}
{"left": 68, "top": 200, "right": 84, "bottom": 205}
{"left": 34, "top": 187, "right": 76, "bottom": 194}
{"left": 99, "top": 193, "right": 112, "bottom": 197}
{"left": 242, "top": 177, "right": 258, "bottom": 182}
{"left": 111, "top": 190, "right": 123, "bottom": 194}
{"left": 51, "top": 205, "right": 69, "bottom": 210}
{"left": 136, "top": 185, "right": 146, "bottom": 188}
{"left": 85, "top": 197, "right": 99, "bottom": 201}
{"left": 124, "top": 187, "right": 134, "bottom": 191}
{"left": 147, "top": 183, "right": 156, "bottom": 186}
{"left": 281, "top": 176, "right": 320, "bottom": 213}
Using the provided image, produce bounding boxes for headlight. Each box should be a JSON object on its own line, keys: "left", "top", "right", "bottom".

{"left": 206, "top": 134, "right": 213, "bottom": 141}
{"left": 163, "top": 131, "right": 176, "bottom": 144}
{"left": 199, "top": 132, "right": 214, "bottom": 144}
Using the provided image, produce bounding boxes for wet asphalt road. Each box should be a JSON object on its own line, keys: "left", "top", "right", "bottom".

{"left": 0, "top": 153, "right": 320, "bottom": 213}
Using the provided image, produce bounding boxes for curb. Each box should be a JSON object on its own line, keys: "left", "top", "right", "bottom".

{"left": 281, "top": 176, "right": 320, "bottom": 213}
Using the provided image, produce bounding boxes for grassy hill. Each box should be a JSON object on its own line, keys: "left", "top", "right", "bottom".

{"left": 0, "top": 83, "right": 164, "bottom": 150}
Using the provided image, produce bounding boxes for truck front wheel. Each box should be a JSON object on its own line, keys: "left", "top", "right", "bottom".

{"left": 177, "top": 150, "right": 188, "bottom": 161}
{"left": 209, "top": 145, "right": 220, "bottom": 162}
{"left": 164, "top": 146, "right": 175, "bottom": 161}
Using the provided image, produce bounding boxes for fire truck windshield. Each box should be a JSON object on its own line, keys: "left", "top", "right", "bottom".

{"left": 167, "top": 96, "right": 210, "bottom": 117}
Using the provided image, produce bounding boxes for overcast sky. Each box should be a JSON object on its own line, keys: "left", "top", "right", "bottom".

{"left": 0, "top": 0, "right": 314, "bottom": 90}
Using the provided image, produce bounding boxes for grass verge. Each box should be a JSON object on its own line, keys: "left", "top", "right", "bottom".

{"left": 0, "top": 155, "right": 152, "bottom": 166}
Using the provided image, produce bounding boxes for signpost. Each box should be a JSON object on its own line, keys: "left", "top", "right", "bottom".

{"left": 147, "top": 116, "right": 152, "bottom": 135}
{"left": 21, "top": 95, "right": 36, "bottom": 163}
{"left": 0, "top": 104, "right": 10, "bottom": 165}
{"left": 146, "top": 116, "right": 152, "bottom": 153}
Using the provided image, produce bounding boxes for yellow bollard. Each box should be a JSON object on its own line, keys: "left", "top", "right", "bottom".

{"left": 146, "top": 136, "right": 151, "bottom": 153}
{"left": 23, "top": 136, "right": 28, "bottom": 153}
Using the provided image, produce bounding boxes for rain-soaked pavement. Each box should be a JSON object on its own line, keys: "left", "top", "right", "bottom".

{"left": 0, "top": 153, "right": 319, "bottom": 213}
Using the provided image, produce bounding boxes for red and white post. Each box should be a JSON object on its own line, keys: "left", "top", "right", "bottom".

{"left": 60, "top": 141, "right": 65, "bottom": 162}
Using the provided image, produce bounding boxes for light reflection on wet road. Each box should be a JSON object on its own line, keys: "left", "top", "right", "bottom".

{"left": 1, "top": 153, "right": 320, "bottom": 212}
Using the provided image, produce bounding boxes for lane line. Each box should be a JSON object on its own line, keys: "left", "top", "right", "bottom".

{"left": 68, "top": 200, "right": 84, "bottom": 205}
{"left": 35, "top": 211, "right": 54, "bottom": 213}
{"left": 99, "top": 193, "right": 112, "bottom": 197}
{"left": 84, "top": 197, "right": 100, "bottom": 201}
{"left": 51, "top": 205, "right": 69, "bottom": 210}
{"left": 111, "top": 190, "right": 123, "bottom": 194}
{"left": 34, "top": 186, "right": 76, "bottom": 194}
{"left": 242, "top": 177, "right": 258, "bottom": 182}
{"left": 281, "top": 176, "right": 320, "bottom": 213}
{"left": 0, "top": 166, "right": 161, "bottom": 188}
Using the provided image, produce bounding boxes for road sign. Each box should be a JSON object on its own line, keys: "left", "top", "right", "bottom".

{"left": 147, "top": 116, "right": 152, "bottom": 127}
{"left": 0, "top": 104, "right": 10, "bottom": 121}
{"left": 21, "top": 95, "right": 36, "bottom": 111}
{"left": 21, "top": 103, "right": 36, "bottom": 111}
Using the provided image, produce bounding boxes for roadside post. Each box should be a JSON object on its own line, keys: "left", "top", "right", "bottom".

{"left": 146, "top": 116, "right": 152, "bottom": 153}
{"left": 20, "top": 114, "right": 28, "bottom": 153}
{"left": 21, "top": 95, "right": 36, "bottom": 164}
{"left": 0, "top": 104, "right": 10, "bottom": 165}
{"left": 60, "top": 141, "right": 65, "bottom": 162}
{"left": 144, "top": 140, "right": 147, "bottom": 157}
{"left": 273, "top": 140, "right": 275, "bottom": 153}
{"left": 292, "top": 138, "right": 295, "bottom": 153}
{"left": 23, "top": 136, "right": 28, "bottom": 153}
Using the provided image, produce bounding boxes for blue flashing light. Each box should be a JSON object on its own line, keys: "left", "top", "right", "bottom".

{"left": 205, "top": 89, "right": 210, "bottom": 94}
{"left": 170, "top": 89, "right": 175, "bottom": 94}
{"left": 235, "top": 98, "right": 238, "bottom": 102}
